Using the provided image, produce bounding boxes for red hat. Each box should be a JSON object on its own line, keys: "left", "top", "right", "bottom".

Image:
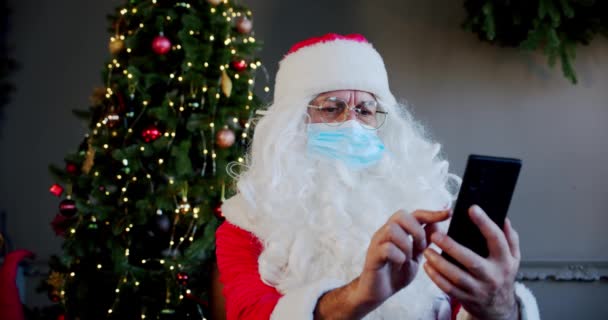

{"left": 272, "top": 33, "right": 396, "bottom": 107}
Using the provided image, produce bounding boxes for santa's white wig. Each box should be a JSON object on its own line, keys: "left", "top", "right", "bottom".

{"left": 222, "top": 34, "right": 461, "bottom": 299}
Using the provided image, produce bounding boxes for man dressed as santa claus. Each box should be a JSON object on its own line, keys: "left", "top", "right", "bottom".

{"left": 214, "top": 33, "right": 540, "bottom": 320}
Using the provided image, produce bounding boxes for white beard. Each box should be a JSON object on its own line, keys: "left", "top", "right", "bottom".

{"left": 223, "top": 155, "right": 454, "bottom": 319}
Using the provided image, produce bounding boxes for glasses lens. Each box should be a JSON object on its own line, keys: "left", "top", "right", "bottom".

{"left": 317, "top": 99, "right": 346, "bottom": 125}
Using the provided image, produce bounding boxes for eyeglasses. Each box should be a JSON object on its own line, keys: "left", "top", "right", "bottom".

{"left": 307, "top": 96, "right": 388, "bottom": 129}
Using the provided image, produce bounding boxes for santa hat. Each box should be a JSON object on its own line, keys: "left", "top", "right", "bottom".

{"left": 271, "top": 33, "right": 396, "bottom": 108}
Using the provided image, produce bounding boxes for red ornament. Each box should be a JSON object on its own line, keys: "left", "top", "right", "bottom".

{"left": 235, "top": 17, "right": 253, "bottom": 34}
{"left": 142, "top": 125, "right": 162, "bottom": 142}
{"left": 213, "top": 203, "right": 224, "bottom": 219}
{"left": 152, "top": 34, "right": 171, "bottom": 55}
{"left": 66, "top": 163, "right": 78, "bottom": 174}
{"left": 231, "top": 59, "right": 248, "bottom": 72}
{"left": 216, "top": 127, "right": 235, "bottom": 148}
{"left": 49, "top": 184, "right": 64, "bottom": 197}
{"left": 59, "top": 199, "right": 77, "bottom": 217}
{"left": 176, "top": 272, "right": 189, "bottom": 286}
{"left": 51, "top": 213, "right": 73, "bottom": 237}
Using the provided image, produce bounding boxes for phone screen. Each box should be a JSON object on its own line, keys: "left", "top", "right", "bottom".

{"left": 441, "top": 154, "right": 522, "bottom": 270}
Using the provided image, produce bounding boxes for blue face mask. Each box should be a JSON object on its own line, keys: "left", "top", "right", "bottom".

{"left": 306, "top": 120, "right": 386, "bottom": 169}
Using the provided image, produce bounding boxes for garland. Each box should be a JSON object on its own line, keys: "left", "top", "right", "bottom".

{"left": 463, "top": 0, "right": 608, "bottom": 84}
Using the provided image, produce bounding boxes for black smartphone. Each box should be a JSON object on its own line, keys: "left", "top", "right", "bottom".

{"left": 441, "top": 154, "right": 522, "bottom": 270}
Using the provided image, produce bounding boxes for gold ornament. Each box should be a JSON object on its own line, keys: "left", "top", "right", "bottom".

{"left": 81, "top": 137, "right": 96, "bottom": 174}
{"left": 221, "top": 69, "right": 232, "bottom": 97}
{"left": 207, "top": 0, "right": 222, "bottom": 6}
{"left": 47, "top": 271, "right": 66, "bottom": 289}
{"left": 109, "top": 38, "right": 125, "bottom": 55}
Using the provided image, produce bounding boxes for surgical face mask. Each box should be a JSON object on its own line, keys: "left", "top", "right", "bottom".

{"left": 306, "top": 120, "right": 386, "bottom": 169}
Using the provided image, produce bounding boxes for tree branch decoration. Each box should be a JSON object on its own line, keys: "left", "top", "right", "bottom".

{"left": 463, "top": 0, "right": 608, "bottom": 84}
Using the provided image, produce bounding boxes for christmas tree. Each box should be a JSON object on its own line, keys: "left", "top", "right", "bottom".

{"left": 43, "top": 0, "right": 264, "bottom": 318}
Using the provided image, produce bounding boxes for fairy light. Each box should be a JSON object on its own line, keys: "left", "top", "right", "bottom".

{"left": 231, "top": 49, "right": 236, "bottom": 54}
{"left": 179, "top": 106, "right": 184, "bottom": 112}
{"left": 142, "top": 100, "right": 149, "bottom": 106}
{"left": 248, "top": 94, "right": 253, "bottom": 100}
{"left": 169, "top": 178, "right": 174, "bottom": 184}
{"left": 103, "top": 144, "right": 109, "bottom": 149}
{"left": 234, "top": 74, "right": 239, "bottom": 79}
{"left": 160, "top": 259, "right": 165, "bottom": 264}
{"left": 232, "top": 117, "right": 238, "bottom": 123}
{"left": 125, "top": 226, "right": 130, "bottom": 232}
{"left": 105, "top": 191, "right": 110, "bottom": 196}
{"left": 256, "top": 61, "right": 262, "bottom": 66}
{"left": 215, "top": 93, "right": 220, "bottom": 99}
{"left": 132, "top": 8, "right": 137, "bottom": 13}
{"left": 93, "top": 130, "right": 98, "bottom": 135}
{"left": 212, "top": 152, "right": 217, "bottom": 159}
{"left": 127, "top": 73, "right": 133, "bottom": 79}
{"left": 238, "top": 157, "right": 244, "bottom": 163}
{"left": 210, "top": 7, "right": 216, "bottom": 13}
{"left": 108, "top": 309, "right": 113, "bottom": 314}
{"left": 122, "top": 159, "right": 129, "bottom": 166}
{"left": 202, "top": 85, "right": 208, "bottom": 92}
{"left": 139, "top": 22, "right": 144, "bottom": 28}
{"left": 120, "top": 8, "right": 127, "bottom": 15}
{"left": 166, "top": 15, "right": 171, "bottom": 21}
{"left": 178, "top": 76, "right": 183, "bottom": 82}
{"left": 224, "top": 38, "right": 231, "bottom": 45}
{"left": 186, "top": 289, "right": 192, "bottom": 294}
{"left": 179, "top": 237, "right": 185, "bottom": 242}
{"left": 250, "top": 63, "right": 257, "bottom": 69}
{"left": 115, "top": 288, "right": 120, "bottom": 293}
{"left": 132, "top": 176, "right": 137, "bottom": 181}
{"left": 141, "top": 315, "right": 146, "bottom": 319}
{"left": 170, "top": 73, "right": 175, "bottom": 79}
{"left": 117, "top": 174, "right": 123, "bottom": 180}
{"left": 209, "top": 35, "right": 215, "bottom": 41}
{"left": 123, "top": 197, "right": 129, "bottom": 202}
{"left": 176, "top": 44, "right": 182, "bottom": 50}
{"left": 171, "top": 132, "right": 176, "bottom": 137}
{"left": 121, "top": 187, "right": 127, "bottom": 192}
{"left": 187, "top": 62, "right": 192, "bottom": 67}
{"left": 164, "top": 132, "right": 170, "bottom": 137}
{"left": 140, "top": 146, "right": 145, "bottom": 151}
{"left": 203, "top": 149, "right": 209, "bottom": 155}
{"left": 128, "top": 128, "right": 133, "bottom": 133}
{"left": 189, "top": 236, "right": 194, "bottom": 241}
{"left": 94, "top": 171, "right": 99, "bottom": 176}
{"left": 264, "top": 86, "right": 270, "bottom": 92}
{"left": 248, "top": 79, "right": 254, "bottom": 85}
{"left": 170, "top": 240, "right": 175, "bottom": 246}
{"left": 244, "top": 38, "right": 248, "bottom": 43}
{"left": 135, "top": 281, "right": 140, "bottom": 286}
{"left": 141, "top": 259, "right": 146, "bottom": 264}
{"left": 96, "top": 122, "right": 102, "bottom": 128}
{"left": 70, "top": 272, "right": 76, "bottom": 277}
{"left": 169, "top": 266, "right": 175, "bottom": 270}
{"left": 158, "top": 158, "right": 164, "bottom": 165}
{"left": 210, "top": 123, "right": 215, "bottom": 128}
{"left": 189, "top": 30, "right": 194, "bottom": 35}
{"left": 219, "top": 65, "right": 225, "bottom": 71}
{"left": 242, "top": 133, "right": 247, "bottom": 138}
{"left": 125, "top": 249, "right": 129, "bottom": 256}
{"left": 146, "top": 174, "right": 152, "bottom": 179}
{"left": 97, "top": 264, "right": 102, "bottom": 269}
{"left": 169, "top": 100, "right": 175, "bottom": 107}
{"left": 245, "top": 123, "right": 250, "bottom": 128}
{"left": 179, "top": 295, "right": 184, "bottom": 300}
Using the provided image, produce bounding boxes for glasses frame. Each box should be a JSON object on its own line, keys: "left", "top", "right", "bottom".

{"left": 306, "top": 96, "right": 388, "bottom": 129}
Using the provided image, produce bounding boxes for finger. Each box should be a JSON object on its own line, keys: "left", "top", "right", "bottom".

{"left": 504, "top": 218, "right": 521, "bottom": 261}
{"left": 423, "top": 248, "right": 479, "bottom": 294}
{"left": 423, "top": 262, "right": 471, "bottom": 303}
{"left": 411, "top": 209, "right": 452, "bottom": 225}
{"left": 469, "top": 205, "right": 510, "bottom": 259}
{"left": 394, "top": 213, "right": 427, "bottom": 256}
{"left": 377, "top": 242, "right": 407, "bottom": 267}
{"left": 430, "top": 232, "right": 491, "bottom": 281}
{"left": 379, "top": 223, "right": 413, "bottom": 261}
{"left": 424, "top": 222, "right": 441, "bottom": 248}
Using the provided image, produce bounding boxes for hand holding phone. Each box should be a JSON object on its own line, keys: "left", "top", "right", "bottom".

{"left": 441, "top": 154, "right": 522, "bottom": 269}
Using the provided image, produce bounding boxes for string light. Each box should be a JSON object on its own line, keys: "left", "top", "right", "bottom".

{"left": 97, "top": 264, "right": 102, "bottom": 269}
{"left": 209, "top": 35, "right": 215, "bottom": 41}
{"left": 264, "top": 86, "right": 270, "bottom": 92}
{"left": 158, "top": 158, "right": 164, "bottom": 165}
{"left": 108, "top": 309, "right": 113, "bottom": 314}
{"left": 70, "top": 272, "right": 76, "bottom": 277}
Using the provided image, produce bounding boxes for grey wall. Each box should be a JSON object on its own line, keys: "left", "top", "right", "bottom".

{"left": 2, "top": 0, "right": 607, "bottom": 317}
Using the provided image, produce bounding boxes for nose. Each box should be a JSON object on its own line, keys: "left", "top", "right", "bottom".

{"left": 344, "top": 107, "right": 358, "bottom": 121}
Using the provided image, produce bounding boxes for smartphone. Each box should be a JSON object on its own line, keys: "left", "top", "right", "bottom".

{"left": 441, "top": 154, "right": 522, "bottom": 270}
